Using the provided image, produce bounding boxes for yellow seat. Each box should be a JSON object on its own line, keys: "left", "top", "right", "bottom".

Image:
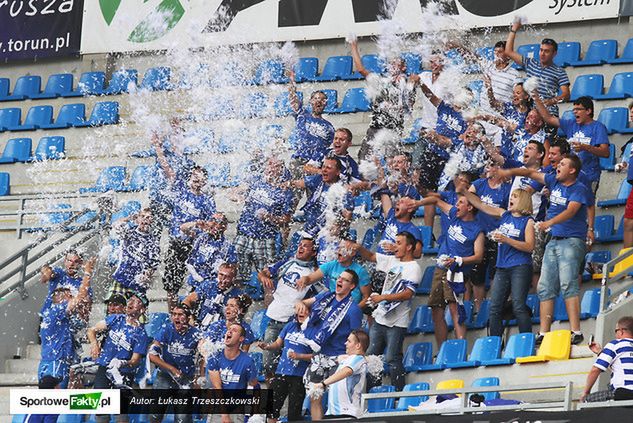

{"left": 436, "top": 379, "right": 465, "bottom": 390}
{"left": 516, "top": 329, "right": 571, "bottom": 364}
{"left": 593, "top": 248, "right": 633, "bottom": 279}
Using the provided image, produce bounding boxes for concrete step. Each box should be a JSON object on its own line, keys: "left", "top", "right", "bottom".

{"left": 0, "top": 372, "right": 38, "bottom": 387}
{"left": 26, "top": 344, "right": 40, "bottom": 360}
{"left": 4, "top": 358, "right": 39, "bottom": 374}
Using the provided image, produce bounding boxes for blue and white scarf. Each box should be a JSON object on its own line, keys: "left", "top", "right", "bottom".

{"left": 303, "top": 292, "right": 353, "bottom": 351}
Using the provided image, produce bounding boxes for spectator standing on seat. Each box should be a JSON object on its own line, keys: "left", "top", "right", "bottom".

{"left": 616, "top": 102, "right": 633, "bottom": 248}
{"left": 581, "top": 316, "right": 633, "bottom": 402}
{"left": 296, "top": 269, "right": 362, "bottom": 420}
{"left": 287, "top": 72, "right": 335, "bottom": 179}
{"left": 498, "top": 155, "right": 592, "bottom": 345}
{"left": 109, "top": 208, "right": 160, "bottom": 298}
{"left": 149, "top": 304, "right": 204, "bottom": 423}
{"left": 459, "top": 188, "right": 535, "bottom": 337}
{"left": 258, "top": 236, "right": 318, "bottom": 380}
{"left": 505, "top": 22, "right": 570, "bottom": 120}
{"left": 350, "top": 232, "right": 422, "bottom": 391}
{"left": 414, "top": 194, "right": 484, "bottom": 347}
{"left": 232, "top": 157, "right": 294, "bottom": 284}
{"left": 533, "top": 94, "right": 610, "bottom": 193}
{"left": 181, "top": 213, "right": 237, "bottom": 293}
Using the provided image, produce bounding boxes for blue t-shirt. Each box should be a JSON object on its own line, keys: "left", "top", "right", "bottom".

{"left": 501, "top": 102, "right": 528, "bottom": 130}
{"left": 40, "top": 301, "right": 74, "bottom": 362}
{"left": 395, "top": 182, "right": 421, "bottom": 200}
{"left": 275, "top": 321, "right": 321, "bottom": 377}
{"left": 312, "top": 291, "right": 363, "bottom": 357}
{"left": 559, "top": 119, "right": 609, "bottom": 183}
{"left": 302, "top": 175, "right": 354, "bottom": 236}
{"left": 41, "top": 268, "right": 91, "bottom": 314}
{"left": 112, "top": 227, "right": 160, "bottom": 293}
{"left": 237, "top": 176, "right": 294, "bottom": 239}
{"left": 433, "top": 101, "right": 466, "bottom": 159}
{"left": 377, "top": 208, "right": 423, "bottom": 254}
{"left": 319, "top": 260, "right": 370, "bottom": 303}
{"left": 154, "top": 324, "right": 202, "bottom": 377}
{"left": 186, "top": 234, "right": 237, "bottom": 290}
{"left": 195, "top": 281, "right": 243, "bottom": 328}
{"left": 437, "top": 207, "right": 484, "bottom": 274}
{"left": 206, "top": 350, "right": 257, "bottom": 389}
{"left": 96, "top": 314, "right": 149, "bottom": 374}
{"left": 290, "top": 108, "right": 335, "bottom": 162}
{"left": 147, "top": 147, "right": 195, "bottom": 203}
{"left": 438, "top": 190, "right": 459, "bottom": 245}
{"left": 496, "top": 212, "right": 533, "bottom": 268}
{"left": 322, "top": 149, "right": 361, "bottom": 184}
{"left": 472, "top": 178, "right": 512, "bottom": 233}
{"left": 544, "top": 173, "right": 591, "bottom": 239}
{"left": 165, "top": 183, "right": 216, "bottom": 239}
{"left": 204, "top": 320, "right": 255, "bottom": 346}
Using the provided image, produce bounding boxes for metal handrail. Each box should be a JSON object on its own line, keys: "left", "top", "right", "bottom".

{"left": 360, "top": 381, "right": 573, "bottom": 418}
{"left": 599, "top": 248, "right": 633, "bottom": 313}
{"left": 578, "top": 398, "right": 633, "bottom": 409}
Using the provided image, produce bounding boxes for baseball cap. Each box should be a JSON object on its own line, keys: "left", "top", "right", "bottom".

{"left": 105, "top": 294, "right": 127, "bottom": 306}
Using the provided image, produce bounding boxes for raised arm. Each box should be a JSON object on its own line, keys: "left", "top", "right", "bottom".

{"left": 67, "top": 257, "right": 96, "bottom": 312}
{"left": 482, "top": 75, "right": 504, "bottom": 112}
{"left": 462, "top": 189, "right": 505, "bottom": 218}
{"left": 350, "top": 242, "right": 376, "bottom": 263}
{"left": 380, "top": 192, "right": 393, "bottom": 219}
{"left": 504, "top": 21, "right": 524, "bottom": 65}
{"left": 496, "top": 166, "right": 546, "bottom": 185}
{"left": 532, "top": 92, "right": 560, "bottom": 128}
{"left": 296, "top": 268, "right": 325, "bottom": 290}
{"left": 422, "top": 129, "right": 452, "bottom": 149}
{"left": 151, "top": 133, "right": 175, "bottom": 182}
{"left": 349, "top": 40, "right": 369, "bottom": 78}
{"left": 420, "top": 83, "right": 441, "bottom": 108}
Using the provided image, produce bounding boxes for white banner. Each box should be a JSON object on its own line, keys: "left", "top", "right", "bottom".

{"left": 10, "top": 389, "right": 120, "bottom": 415}
{"left": 80, "top": 0, "right": 621, "bottom": 54}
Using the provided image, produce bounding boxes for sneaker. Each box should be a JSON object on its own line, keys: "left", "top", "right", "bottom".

{"left": 571, "top": 332, "right": 584, "bottom": 345}
{"left": 535, "top": 333, "right": 544, "bottom": 346}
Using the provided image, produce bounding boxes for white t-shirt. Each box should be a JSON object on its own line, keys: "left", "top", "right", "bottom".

{"left": 266, "top": 260, "right": 315, "bottom": 322}
{"left": 372, "top": 254, "right": 422, "bottom": 328}
{"left": 418, "top": 72, "right": 440, "bottom": 129}
{"left": 326, "top": 354, "right": 367, "bottom": 418}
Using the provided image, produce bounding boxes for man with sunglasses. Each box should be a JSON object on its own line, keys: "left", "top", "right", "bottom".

{"left": 504, "top": 22, "right": 570, "bottom": 120}
{"left": 581, "top": 316, "right": 633, "bottom": 402}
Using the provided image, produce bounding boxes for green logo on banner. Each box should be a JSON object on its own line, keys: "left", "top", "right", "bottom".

{"left": 69, "top": 392, "right": 102, "bottom": 410}
{"left": 99, "top": 0, "right": 185, "bottom": 43}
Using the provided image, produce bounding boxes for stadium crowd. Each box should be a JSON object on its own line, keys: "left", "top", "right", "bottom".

{"left": 33, "top": 20, "right": 633, "bottom": 423}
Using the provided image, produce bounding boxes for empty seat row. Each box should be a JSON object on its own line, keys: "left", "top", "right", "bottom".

{"left": 595, "top": 214, "right": 626, "bottom": 243}
{"left": 0, "top": 102, "right": 119, "bottom": 132}
{"left": 570, "top": 72, "right": 633, "bottom": 101}
{"left": 0, "top": 136, "right": 64, "bottom": 163}
{"left": 0, "top": 67, "right": 170, "bottom": 101}
{"left": 515, "top": 38, "right": 633, "bottom": 68}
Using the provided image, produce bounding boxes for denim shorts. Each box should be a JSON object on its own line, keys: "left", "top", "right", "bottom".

{"left": 538, "top": 237, "right": 586, "bottom": 300}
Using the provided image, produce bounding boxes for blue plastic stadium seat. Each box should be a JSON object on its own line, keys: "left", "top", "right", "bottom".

{"left": 580, "top": 288, "right": 605, "bottom": 319}
{"left": 468, "top": 299, "right": 490, "bottom": 329}
{"left": 31, "top": 136, "right": 65, "bottom": 161}
{"left": 239, "top": 92, "right": 268, "bottom": 119}
{"left": 419, "top": 225, "right": 439, "bottom": 254}
{"left": 554, "top": 42, "right": 581, "bottom": 67}
{"left": 403, "top": 342, "right": 433, "bottom": 372}
{"left": 445, "top": 300, "right": 473, "bottom": 330}
{"left": 602, "top": 216, "right": 625, "bottom": 243}
{"left": 600, "top": 143, "right": 616, "bottom": 171}
{"left": 553, "top": 295, "right": 569, "bottom": 322}
{"left": 481, "top": 332, "right": 535, "bottom": 366}
{"left": 32, "top": 73, "right": 75, "bottom": 99}
{"left": 245, "top": 271, "right": 264, "bottom": 301}
{"left": 447, "top": 336, "right": 501, "bottom": 369}
{"left": 274, "top": 91, "right": 302, "bottom": 117}
{"left": 557, "top": 110, "right": 574, "bottom": 136}
{"left": 514, "top": 44, "right": 539, "bottom": 69}
{"left": 7, "top": 105, "right": 53, "bottom": 131}
{"left": 569, "top": 39, "right": 618, "bottom": 66}
{"left": 0, "top": 78, "right": 10, "bottom": 102}
{"left": 476, "top": 46, "right": 494, "bottom": 62}
{"left": 396, "top": 382, "right": 430, "bottom": 410}
{"left": 416, "top": 266, "right": 434, "bottom": 295}
{"left": 0, "top": 138, "right": 32, "bottom": 163}
{"left": 0, "top": 108, "right": 21, "bottom": 131}
{"left": 345, "top": 54, "right": 386, "bottom": 80}
{"left": 472, "top": 377, "right": 500, "bottom": 401}
{"left": 140, "top": 67, "right": 171, "bottom": 91}
{"left": 81, "top": 101, "right": 120, "bottom": 127}
{"left": 293, "top": 57, "right": 318, "bottom": 83}
{"left": 598, "top": 179, "right": 632, "bottom": 207}
{"left": 594, "top": 214, "right": 615, "bottom": 242}
{"left": 609, "top": 38, "right": 633, "bottom": 64}
{"left": 570, "top": 74, "right": 604, "bottom": 101}
{"left": 333, "top": 88, "right": 371, "bottom": 113}
{"left": 417, "top": 339, "right": 467, "bottom": 371}
{"left": 594, "top": 72, "right": 633, "bottom": 100}
{"left": 361, "top": 228, "right": 375, "bottom": 250}
{"left": 110, "top": 200, "right": 142, "bottom": 223}
{"left": 120, "top": 165, "right": 151, "bottom": 192}
{"left": 408, "top": 306, "right": 433, "bottom": 336}
{"left": 252, "top": 60, "right": 289, "bottom": 85}
{"left": 401, "top": 52, "right": 422, "bottom": 75}
{"left": 367, "top": 385, "right": 396, "bottom": 412}
{"left": 66, "top": 71, "right": 106, "bottom": 97}
{"left": 402, "top": 118, "right": 424, "bottom": 145}
{"left": 0, "top": 172, "right": 10, "bottom": 196}
{"left": 104, "top": 69, "right": 138, "bottom": 95}
{"left": 313, "top": 56, "right": 353, "bottom": 82}
{"left": 41, "top": 103, "right": 87, "bottom": 129}
{"left": 597, "top": 107, "right": 629, "bottom": 134}
{"left": 79, "top": 166, "right": 127, "bottom": 193}
{"left": 145, "top": 312, "right": 170, "bottom": 338}
{"left": 5, "top": 75, "right": 42, "bottom": 100}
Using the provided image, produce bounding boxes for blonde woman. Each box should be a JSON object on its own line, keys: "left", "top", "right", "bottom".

{"left": 459, "top": 187, "right": 535, "bottom": 337}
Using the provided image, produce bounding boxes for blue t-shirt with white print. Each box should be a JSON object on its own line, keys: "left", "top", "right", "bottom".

{"left": 237, "top": 176, "right": 294, "bottom": 239}
{"left": 96, "top": 314, "right": 149, "bottom": 374}
{"left": 40, "top": 301, "right": 74, "bottom": 362}
{"left": 559, "top": 119, "right": 609, "bottom": 183}
{"left": 495, "top": 211, "right": 533, "bottom": 268}
{"left": 275, "top": 321, "right": 321, "bottom": 377}
{"left": 437, "top": 207, "right": 483, "bottom": 274}
{"left": 206, "top": 350, "right": 257, "bottom": 389}
{"left": 544, "top": 173, "right": 591, "bottom": 239}
{"left": 472, "top": 178, "right": 512, "bottom": 234}
{"left": 290, "top": 108, "right": 335, "bottom": 162}
{"left": 154, "top": 323, "right": 202, "bottom": 377}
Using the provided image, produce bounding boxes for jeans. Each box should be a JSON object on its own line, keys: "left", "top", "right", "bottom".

{"left": 151, "top": 371, "right": 193, "bottom": 423}
{"left": 538, "top": 237, "right": 586, "bottom": 301}
{"left": 489, "top": 264, "right": 533, "bottom": 337}
{"left": 262, "top": 318, "right": 287, "bottom": 375}
{"left": 366, "top": 323, "right": 406, "bottom": 391}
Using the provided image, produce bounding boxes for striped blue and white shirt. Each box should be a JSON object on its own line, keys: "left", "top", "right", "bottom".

{"left": 327, "top": 354, "right": 367, "bottom": 418}
{"left": 522, "top": 57, "right": 570, "bottom": 116}
{"left": 594, "top": 338, "right": 633, "bottom": 390}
